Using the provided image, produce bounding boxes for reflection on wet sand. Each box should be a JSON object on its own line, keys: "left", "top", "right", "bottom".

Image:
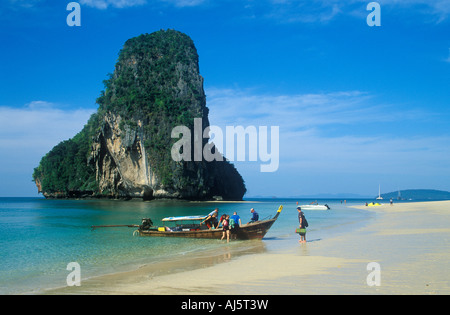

{"left": 44, "top": 240, "right": 267, "bottom": 295}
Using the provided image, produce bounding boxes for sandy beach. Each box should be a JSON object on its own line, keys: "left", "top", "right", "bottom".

{"left": 48, "top": 200, "right": 450, "bottom": 295}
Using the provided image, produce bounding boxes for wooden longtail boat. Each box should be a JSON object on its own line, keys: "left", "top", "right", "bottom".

{"left": 137, "top": 205, "right": 283, "bottom": 240}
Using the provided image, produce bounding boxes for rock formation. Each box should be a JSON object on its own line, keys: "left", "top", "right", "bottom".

{"left": 33, "top": 30, "right": 246, "bottom": 200}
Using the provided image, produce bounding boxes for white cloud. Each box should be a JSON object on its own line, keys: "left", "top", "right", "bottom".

{"left": 265, "top": 1, "right": 343, "bottom": 24}
{"left": 79, "top": 0, "right": 207, "bottom": 9}
{"left": 163, "top": 0, "right": 206, "bottom": 7}
{"left": 445, "top": 48, "right": 450, "bottom": 63}
{"left": 205, "top": 88, "right": 450, "bottom": 194}
{"left": 0, "top": 102, "right": 96, "bottom": 196}
{"left": 0, "top": 102, "right": 95, "bottom": 155}
{"left": 377, "top": 0, "right": 450, "bottom": 22}
{"left": 206, "top": 88, "right": 409, "bottom": 130}
{"left": 80, "top": 0, "right": 147, "bottom": 9}
{"left": 8, "top": 0, "right": 42, "bottom": 9}
{"left": 263, "top": 0, "right": 450, "bottom": 23}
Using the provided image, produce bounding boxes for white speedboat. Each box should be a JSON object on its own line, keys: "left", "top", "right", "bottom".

{"left": 299, "top": 204, "right": 330, "bottom": 210}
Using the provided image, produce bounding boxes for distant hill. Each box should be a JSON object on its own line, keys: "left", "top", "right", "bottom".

{"left": 381, "top": 189, "right": 450, "bottom": 200}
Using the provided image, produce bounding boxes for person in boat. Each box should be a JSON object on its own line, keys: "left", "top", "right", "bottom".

{"left": 297, "top": 206, "right": 307, "bottom": 243}
{"left": 248, "top": 208, "right": 259, "bottom": 224}
{"left": 200, "top": 208, "right": 219, "bottom": 229}
{"left": 140, "top": 218, "right": 153, "bottom": 230}
{"left": 208, "top": 208, "right": 219, "bottom": 217}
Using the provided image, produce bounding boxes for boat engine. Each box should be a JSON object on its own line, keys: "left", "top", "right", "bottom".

{"left": 140, "top": 218, "right": 153, "bottom": 230}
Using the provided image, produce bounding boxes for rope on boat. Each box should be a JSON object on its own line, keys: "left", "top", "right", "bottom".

{"left": 133, "top": 230, "right": 140, "bottom": 237}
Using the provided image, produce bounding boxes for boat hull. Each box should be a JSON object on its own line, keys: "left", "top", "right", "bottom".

{"left": 299, "top": 205, "right": 330, "bottom": 210}
{"left": 138, "top": 218, "right": 277, "bottom": 240}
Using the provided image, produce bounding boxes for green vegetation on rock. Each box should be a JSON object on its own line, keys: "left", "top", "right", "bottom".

{"left": 33, "top": 29, "right": 246, "bottom": 200}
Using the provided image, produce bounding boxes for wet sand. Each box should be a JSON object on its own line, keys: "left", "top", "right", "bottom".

{"left": 46, "top": 200, "right": 450, "bottom": 295}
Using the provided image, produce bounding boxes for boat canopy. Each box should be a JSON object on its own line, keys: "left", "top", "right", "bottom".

{"left": 162, "top": 215, "right": 207, "bottom": 222}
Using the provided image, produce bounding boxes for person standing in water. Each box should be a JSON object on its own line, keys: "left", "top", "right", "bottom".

{"left": 221, "top": 215, "right": 231, "bottom": 243}
{"left": 297, "top": 206, "right": 308, "bottom": 243}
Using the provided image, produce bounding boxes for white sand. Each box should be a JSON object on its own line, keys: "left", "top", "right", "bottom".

{"left": 48, "top": 200, "right": 450, "bottom": 295}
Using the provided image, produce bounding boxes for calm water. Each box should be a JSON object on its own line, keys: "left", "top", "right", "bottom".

{"left": 0, "top": 197, "right": 375, "bottom": 294}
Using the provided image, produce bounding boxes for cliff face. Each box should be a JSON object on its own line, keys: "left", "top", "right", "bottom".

{"left": 90, "top": 113, "right": 157, "bottom": 199}
{"left": 33, "top": 30, "right": 246, "bottom": 200}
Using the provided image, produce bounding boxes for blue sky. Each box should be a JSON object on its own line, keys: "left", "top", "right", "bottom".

{"left": 0, "top": 0, "right": 449, "bottom": 197}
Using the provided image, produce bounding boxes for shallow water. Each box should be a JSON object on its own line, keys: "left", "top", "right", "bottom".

{"left": 0, "top": 197, "right": 374, "bottom": 294}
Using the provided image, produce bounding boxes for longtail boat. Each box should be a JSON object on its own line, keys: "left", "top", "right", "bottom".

{"left": 137, "top": 205, "right": 283, "bottom": 240}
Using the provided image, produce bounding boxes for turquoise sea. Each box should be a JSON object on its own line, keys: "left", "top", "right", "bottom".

{"left": 0, "top": 197, "right": 377, "bottom": 294}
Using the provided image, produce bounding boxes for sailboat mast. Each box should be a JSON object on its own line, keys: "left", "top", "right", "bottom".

{"left": 376, "top": 184, "right": 383, "bottom": 200}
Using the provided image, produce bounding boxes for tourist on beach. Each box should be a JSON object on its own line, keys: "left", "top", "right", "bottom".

{"left": 201, "top": 208, "right": 219, "bottom": 229}
{"left": 249, "top": 208, "right": 259, "bottom": 223}
{"left": 221, "top": 215, "right": 231, "bottom": 243}
{"left": 229, "top": 212, "right": 241, "bottom": 239}
{"left": 297, "top": 206, "right": 307, "bottom": 243}
{"left": 218, "top": 213, "right": 227, "bottom": 227}
{"left": 230, "top": 211, "right": 241, "bottom": 237}
{"left": 230, "top": 211, "right": 241, "bottom": 227}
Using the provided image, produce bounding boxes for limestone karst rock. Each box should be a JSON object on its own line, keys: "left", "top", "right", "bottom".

{"left": 33, "top": 30, "right": 246, "bottom": 200}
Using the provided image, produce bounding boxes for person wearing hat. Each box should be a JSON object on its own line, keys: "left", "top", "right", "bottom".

{"left": 249, "top": 208, "right": 259, "bottom": 224}
{"left": 297, "top": 206, "right": 308, "bottom": 243}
